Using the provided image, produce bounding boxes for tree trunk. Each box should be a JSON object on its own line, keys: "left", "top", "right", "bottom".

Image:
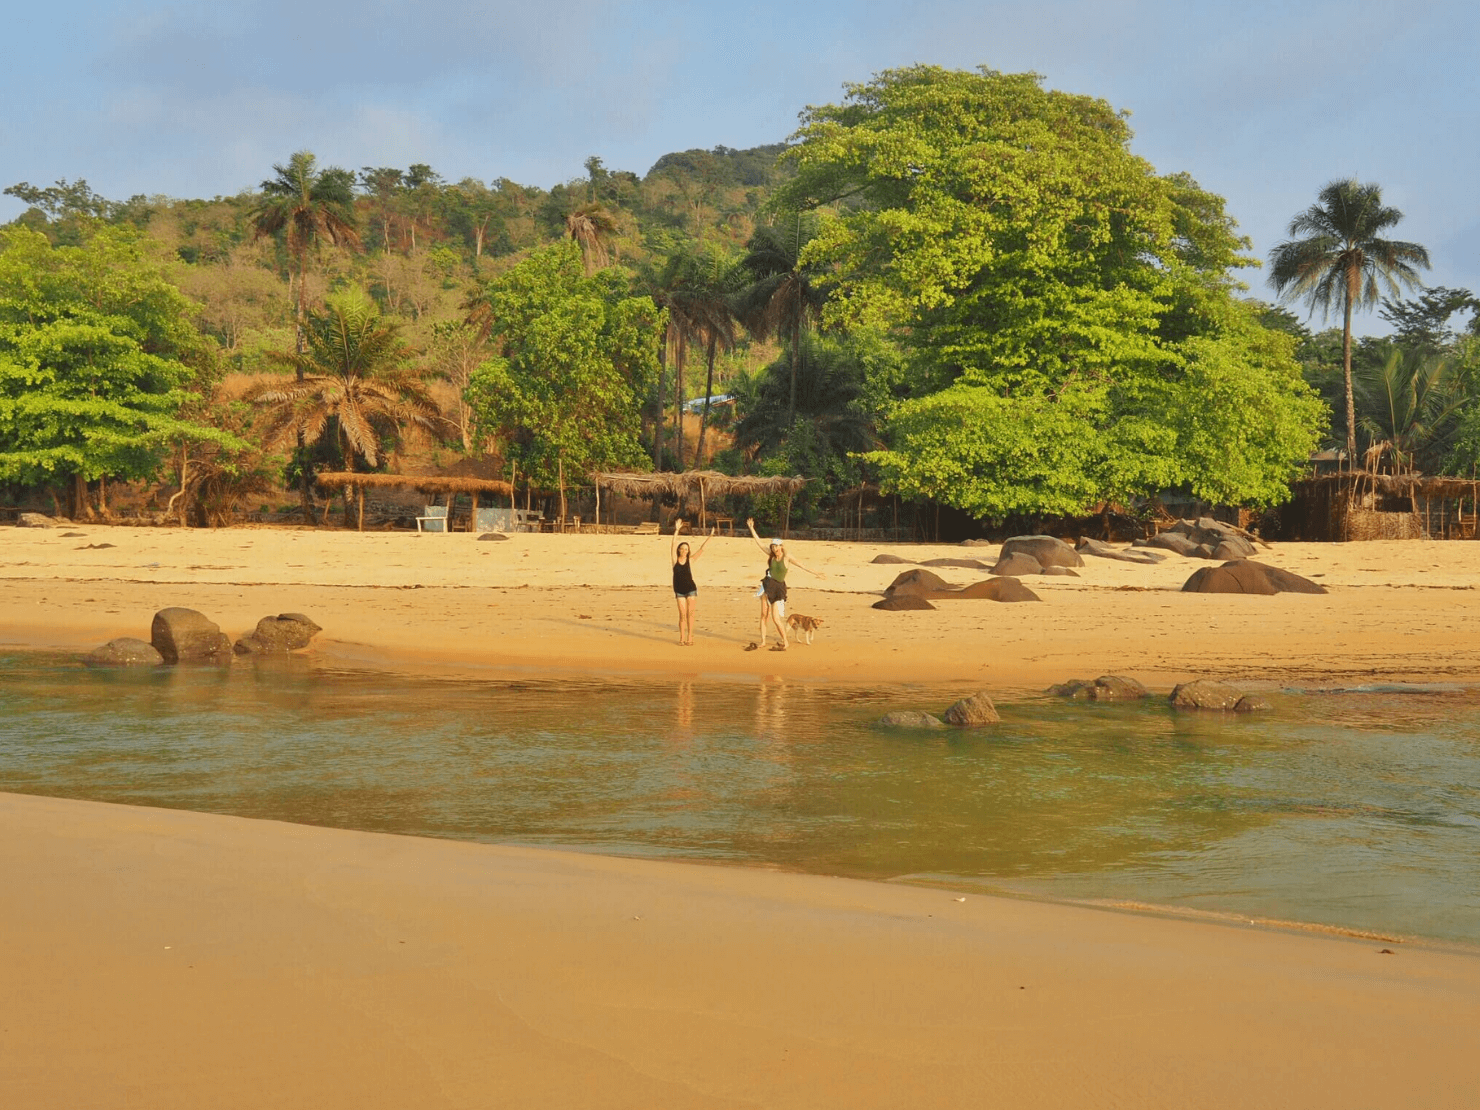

{"left": 653, "top": 325, "right": 668, "bottom": 469}
{"left": 695, "top": 334, "right": 717, "bottom": 468}
{"left": 789, "top": 317, "right": 801, "bottom": 427}
{"left": 673, "top": 336, "right": 686, "bottom": 469}
{"left": 357, "top": 484, "right": 365, "bottom": 532}
{"left": 97, "top": 474, "right": 108, "bottom": 518}
{"left": 1342, "top": 292, "right": 1357, "bottom": 464}
{"left": 72, "top": 473, "right": 95, "bottom": 521}
{"left": 296, "top": 250, "right": 314, "bottom": 523}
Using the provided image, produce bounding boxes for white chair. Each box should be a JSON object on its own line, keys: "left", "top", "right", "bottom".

{"left": 416, "top": 505, "right": 449, "bottom": 533}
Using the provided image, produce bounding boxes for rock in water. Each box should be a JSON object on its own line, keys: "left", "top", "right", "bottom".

{"left": 998, "top": 535, "right": 1084, "bottom": 568}
{"left": 16, "top": 512, "right": 54, "bottom": 528}
{"left": 150, "top": 607, "right": 233, "bottom": 664}
{"left": 1234, "top": 695, "right": 1272, "bottom": 712}
{"left": 943, "top": 692, "right": 1001, "bottom": 726}
{"left": 234, "top": 613, "right": 323, "bottom": 655}
{"left": 884, "top": 568, "right": 953, "bottom": 597}
{"left": 989, "top": 552, "right": 1042, "bottom": 577}
{"left": 877, "top": 710, "right": 947, "bottom": 729}
{"left": 873, "top": 596, "right": 937, "bottom": 611}
{"left": 1169, "top": 680, "right": 1246, "bottom": 710}
{"left": 953, "top": 578, "right": 1041, "bottom": 602}
{"left": 1182, "top": 561, "right": 1326, "bottom": 595}
{"left": 1047, "top": 675, "right": 1149, "bottom": 700}
{"left": 84, "top": 638, "right": 164, "bottom": 667}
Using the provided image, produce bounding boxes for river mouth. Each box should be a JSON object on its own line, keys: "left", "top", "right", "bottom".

{"left": 3, "top": 651, "right": 1478, "bottom": 947}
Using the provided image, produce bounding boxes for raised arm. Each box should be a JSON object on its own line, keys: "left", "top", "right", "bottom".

{"left": 785, "top": 554, "right": 826, "bottom": 579}
{"left": 670, "top": 518, "right": 686, "bottom": 561}
{"left": 745, "top": 518, "right": 771, "bottom": 556}
{"left": 689, "top": 525, "right": 717, "bottom": 560}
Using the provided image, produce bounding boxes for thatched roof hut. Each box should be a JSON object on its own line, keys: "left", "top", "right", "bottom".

{"left": 315, "top": 472, "right": 514, "bottom": 498}
{"left": 590, "top": 470, "right": 808, "bottom": 533}
{"left": 1280, "top": 471, "right": 1480, "bottom": 541}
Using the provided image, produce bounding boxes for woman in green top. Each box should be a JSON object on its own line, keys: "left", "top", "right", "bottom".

{"left": 746, "top": 517, "right": 824, "bottom": 651}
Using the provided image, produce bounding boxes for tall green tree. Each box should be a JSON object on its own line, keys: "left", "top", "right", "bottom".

{"left": 777, "top": 66, "right": 1323, "bottom": 517}
{"left": 0, "top": 227, "right": 237, "bottom": 516}
{"left": 465, "top": 241, "right": 660, "bottom": 489}
{"left": 1353, "top": 346, "right": 1464, "bottom": 473}
{"left": 736, "top": 218, "right": 826, "bottom": 424}
{"left": 252, "top": 150, "right": 361, "bottom": 515}
{"left": 1268, "top": 179, "right": 1430, "bottom": 463}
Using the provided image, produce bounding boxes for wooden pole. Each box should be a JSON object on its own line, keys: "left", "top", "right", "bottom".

{"left": 699, "top": 477, "right": 706, "bottom": 531}
{"left": 595, "top": 478, "right": 601, "bottom": 529}
{"left": 783, "top": 492, "right": 792, "bottom": 540}
{"left": 356, "top": 484, "right": 364, "bottom": 532}
{"left": 558, "top": 456, "right": 566, "bottom": 530}
{"left": 471, "top": 489, "right": 479, "bottom": 534}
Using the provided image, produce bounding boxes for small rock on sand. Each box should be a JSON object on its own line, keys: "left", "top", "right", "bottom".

{"left": 16, "top": 512, "right": 54, "bottom": 528}
{"left": 477, "top": 532, "right": 510, "bottom": 541}
{"left": 953, "top": 578, "right": 1041, "bottom": 602}
{"left": 234, "top": 613, "right": 323, "bottom": 655}
{"left": 84, "top": 638, "right": 164, "bottom": 667}
{"left": 877, "top": 711, "right": 947, "bottom": 729}
{"left": 873, "top": 596, "right": 937, "bottom": 611}
{"left": 989, "top": 552, "right": 1042, "bottom": 577}
{"left": 884, "top": 568, "right": 953, "bottom": 597}
{"left": 943, "top": 692, "right": 1000, "bottom": 726}
{"left": 921, "top": 557, "right": 993, "bottom": 570}
{"left": 1040, "top": 566, "right": 1079, "bottom": 577}
{"left": 871, "top": 553, "right": 912, "bottom": 564}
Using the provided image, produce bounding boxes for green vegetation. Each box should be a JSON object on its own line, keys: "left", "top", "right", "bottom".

{"left": 2, "top": 66, "right": 1466, "bottom": 529}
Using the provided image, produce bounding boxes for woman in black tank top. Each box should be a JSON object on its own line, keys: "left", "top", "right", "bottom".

{"left": 669, "top": 518, "right": 714, "bottom": 646}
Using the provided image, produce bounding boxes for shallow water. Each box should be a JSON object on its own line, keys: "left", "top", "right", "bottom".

{"left": 2, "top": 653, "right": 1478, "bottom": 945}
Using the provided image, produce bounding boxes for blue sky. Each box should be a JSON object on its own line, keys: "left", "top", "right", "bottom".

{"left": 3, "top": 1, "right": 1476, "bottom": 331}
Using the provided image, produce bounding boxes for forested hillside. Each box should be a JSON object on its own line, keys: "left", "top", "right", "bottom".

{"left": 3, "top": 66, "right": 1475, "bottom": 532}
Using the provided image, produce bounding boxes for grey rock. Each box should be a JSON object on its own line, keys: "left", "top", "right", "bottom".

{"left": 884, "top": 568, "right": 952, "bottom": 597}
{"left": 943, "top": 692, "right": 1001, "bottom": 726}
{"left": 1182, "top": 561, "right": 1326, "bottom": 596}
{"left": 877, "top": 710, "right": 947, "bottom": 729}
{"left": 959, "top": 538, "right": 994, "bottom": 547}
{"left": 953, "top": 578, "right": 1041, "bottom": 602}
{"left": 1077, "top": 538, "right": 1163, "bottom": 564}
{"left": 233, "top": 612, "right": 322, "bottom": 655}
{"left": 16, "top": 512, "right": 54, "bottom": 528}
{"left": 873, "top": 595, "right": 937, "bottom": 611}
{"left": 1169, "top": 679, "right": 1246, "bottom": 710}
{"left": 1234, "top": 695, "right": 1272, "bottom": 713}
{"left": 921, "top": 557, "right": 993, "bottom": 570}
{"left": 150, "top": 607, "right": 233, "bottom": 664}
{"left": 1040, "top": 566, "right": 1079, "bottom": 577}
{"left": 1210, "top": 540, "right": 1248, "bottom": 560}
{"left": 990, "top": 552, "right": 1043, "bottom": 577}
{"left": 1046, "top": 679, "right": 1094, "bottom": 698}
{"left": 871, "top": 553, "right": 912, "bottom": 564}
{"left": 477, "top": 532, "right": 510, "bottom": 541}
{"left": 84, "top": 637, "right": 164, "bottom": 667}
{"left": 1049, "top": 675, "right": 1149, "bottom": 701}
{"left": 1142, "top": 532, "right": 1201, "bottom": 556}
{"left": 999, "top": 535, "right": 1084, "bottom": 568}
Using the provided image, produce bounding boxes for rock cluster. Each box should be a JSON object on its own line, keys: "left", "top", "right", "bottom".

{"left": 1181, "top": 561, "right": 1326, "bottom": 595}
{"left": 1075, "top": 538, "right": 1164, "bottom": 565}
{"left": 1133, "top": 518, "right": 1260, "bottom": 560}
{"left": 84, "top": 607, "right": 322, "bottom": 667}
{"left": 878, "top": 690, "right": 1000, "bottom": 729}
{"left": 879, "top": 568, "right": 1040, "bottom": 605}
{"left": 992, "top": 535, "right": 1084, "bottom": 575}
{"left": 1047, "top": 675, "right": 1149, "bottom": 701}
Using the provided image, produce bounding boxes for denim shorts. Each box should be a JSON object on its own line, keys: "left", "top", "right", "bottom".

{"left": 674, "top": 590, "right": 698, "bottom": 599}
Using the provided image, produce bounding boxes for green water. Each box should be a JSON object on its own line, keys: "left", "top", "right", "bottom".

{"left": 2, "top": 652, "right": 1478, "bottom": 945}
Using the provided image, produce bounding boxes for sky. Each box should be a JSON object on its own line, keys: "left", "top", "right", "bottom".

{"left": 2, "top": 0, "right": 1477, "bottom": 333}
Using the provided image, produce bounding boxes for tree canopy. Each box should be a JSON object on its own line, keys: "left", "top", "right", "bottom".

{"left": 777, "top": 66, "right": 1324, "bottom": 515}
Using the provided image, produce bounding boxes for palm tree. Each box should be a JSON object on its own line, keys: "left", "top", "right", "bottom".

{"left": 252, "top": 151, "right": 361, "bottom": 516}
{"left": 735, "top": 334, "right": 878, "bottom": 461}
{"left": 1268, "top": 179, "right": 1430, "bottom": 462}
{"left": 1354, "top": 346, "right": 1464, "bottom": 474}
{"left": 636, "top": 251, "right": 713, "bottom": 469}
{"left": 246, "top": 291, "right": 442, "bottom": 529}
{"left": 564, "top": 204, "right": 618, "bottom": 275}
{"left": 736, "top": 217, "right": 827, "bottom": 426}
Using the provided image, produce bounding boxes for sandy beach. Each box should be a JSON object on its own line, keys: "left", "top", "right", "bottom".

{"left": 4, "top": 523, "right": 1480, "bottom": 690}
{"left": 3, "top": 791, "right": 1478, "bottom": 1110}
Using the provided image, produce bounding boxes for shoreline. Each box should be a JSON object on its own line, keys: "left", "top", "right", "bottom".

{"left": 6, "top": 525, "right": 1480, "bottom": 691}
{"left": 4, "top": 791, "right": 1479, "bottom": 1109}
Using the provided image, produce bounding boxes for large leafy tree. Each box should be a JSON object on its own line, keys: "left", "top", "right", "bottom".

{"left": 0, "top": 227, "right": 237, "bottom": 516}
{"left": 465, "top": 241, "right": 660, "bottom": 489}
{"left": 777, "top": 66, "right": 1324, "bottom": 516}
{"left": 1268, "top": 179, "right": 1430, "bottom": 462}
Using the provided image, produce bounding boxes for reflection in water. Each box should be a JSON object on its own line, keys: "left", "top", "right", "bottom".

{"left": 1, "top": 653, "right": 1478, "bottom": 945}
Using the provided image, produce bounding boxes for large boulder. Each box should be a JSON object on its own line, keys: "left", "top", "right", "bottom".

{"left": 943, "top": 692, "right": 1000, "bottom": 726}
{"left": 1049, "top": 675, "right": 1149, "bottom": 701}
{"left": 998, "top": 535, "right": 1083, "bottom": 568}
{"left": 1169, "top": 680, "right": 1245, "bottom": 710}
{"left": 989, "top": 552, "right": 1043, "bottom": 577}
{"left": 873, "top": 596, "right": 936, "bottom": 611}
{"left": 884, "top": 568, "right": 953, "bottom": 597}
{"left": 234, "top": 612, "right": 322, "bottom": 655}
{"left": 150, "top": 607, "right": 233, "bottom": 664}
{"left": 84, "top": 637, "right": 164, "bottom": 667}
{"left": 1076, "top": 538, "right": 1164, "bottom": 564}
{"left": 877, "top": 710, "right": 947, "bottom": 729}
{"left": 16, "top": 512, "right": 54, "bottom": 528}
{"left": 954, "top": 578, "right": 1041, "bottom": 602}
{"left": 1182, "top": 561, "right": 1326, "bottom": 596}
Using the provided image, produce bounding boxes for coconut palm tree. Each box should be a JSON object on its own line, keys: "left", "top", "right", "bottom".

{"left": 246, "top": 291, "right": 442, "bottom": 528}
{"left": 736, "top": 217, "right": 827, "bottom": 426}
{"left": 1354, "top": 346, "right": 1464, "bottom": 474}
{"left": 564, "top": 204, "right": 618, "bottom": 275}
{"left": 252, "top": 151, "right": 361, "bottom": 516}
{"left": 636, "top": 251, "right": 715, "bottom": 469}
{"left": 1268, "top": 179, "right": 1430, "bottom": 462}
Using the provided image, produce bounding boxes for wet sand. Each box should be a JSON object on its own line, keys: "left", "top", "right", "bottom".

{"left": 3, "top": 791, "right": 1478, "bottom": 1110}
{"left": 3, "top": 524, "right": 1480, "bottom": 691}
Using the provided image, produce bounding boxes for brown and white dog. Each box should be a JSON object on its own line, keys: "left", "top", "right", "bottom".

{"left": 786, "top": 613, "right": 824, "bottom": 644}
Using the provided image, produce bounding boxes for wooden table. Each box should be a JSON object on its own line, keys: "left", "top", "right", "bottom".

{"left": 712, "top": 516, "right": 736, "bottom": 535}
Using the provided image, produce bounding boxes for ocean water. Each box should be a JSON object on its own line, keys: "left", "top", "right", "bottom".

{"left": 1, "top": 652, "right": 1478, "bottom": 945}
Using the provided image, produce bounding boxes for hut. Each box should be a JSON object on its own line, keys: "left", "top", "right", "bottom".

{"left": 590, "top": 471, "right": 807, "bottom": 534}
{"left": 1280, "top": 472, "right": 1480, "bottom": 541}
{"left": 315, "top": 472, "right": 514, "bottom": 531}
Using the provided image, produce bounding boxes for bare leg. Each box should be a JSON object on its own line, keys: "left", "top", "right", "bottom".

{"left": 675, "top": 596, "right": 686, "bottom": 644}
{"left": 681, "top": 596, "right": 696, "bottom": 644}
{"left": 686, "top": 596, "right": 697, "bottom": 644}
{"left": 758, "top": 599, "right": 770, "bottom": 646}
{"left": 772, "top": 598, "right": 789, "bottom": 648}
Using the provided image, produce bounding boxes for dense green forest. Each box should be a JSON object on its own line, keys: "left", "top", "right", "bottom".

{"left": 2, "top": 66, "right": 1477, "bottom": 529}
